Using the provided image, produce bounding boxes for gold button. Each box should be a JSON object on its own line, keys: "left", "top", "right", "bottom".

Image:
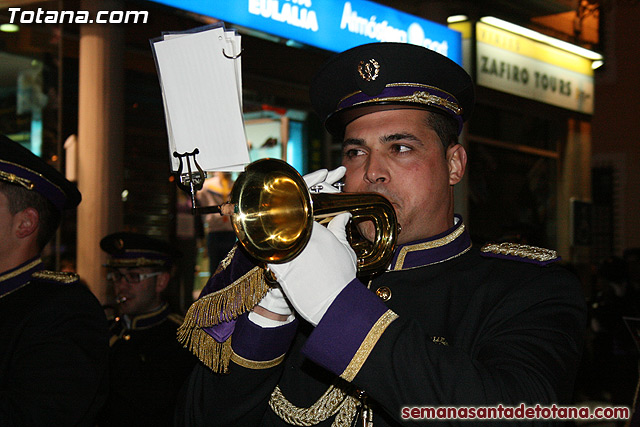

{"left": 375, "top": 286, "right": 391, "bottom": 301}
{"left": 123, "top": 334, "right": 131, "bottom": 341}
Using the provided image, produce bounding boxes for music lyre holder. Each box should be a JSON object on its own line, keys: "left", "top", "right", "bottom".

{"left": 173, "top": 149, "right": 224, "bottom": 216}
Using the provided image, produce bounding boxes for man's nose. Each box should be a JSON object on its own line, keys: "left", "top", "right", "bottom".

{"left": 114, "top": 277, "right": 130, "bottom": 290}
{"left": 364, "top": 153, "right": 390, "bottom": 184}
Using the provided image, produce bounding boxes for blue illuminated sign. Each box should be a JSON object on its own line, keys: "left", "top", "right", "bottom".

{"left": 150, "top": 0, "right": 461, "bottom": 64}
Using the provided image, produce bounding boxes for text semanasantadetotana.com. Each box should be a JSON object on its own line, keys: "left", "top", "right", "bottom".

{"left": 401, "top": 403, "right": 630, "bottom": 420}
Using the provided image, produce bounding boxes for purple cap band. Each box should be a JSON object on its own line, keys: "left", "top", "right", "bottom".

{"left": 0, "top": 161, "right": 66, "bottom": 212}
{"left": 337, "top": 84, "right": 464, "bottom": 131}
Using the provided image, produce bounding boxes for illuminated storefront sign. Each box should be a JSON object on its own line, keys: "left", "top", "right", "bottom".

{"left": 476, "top": 21, "right": 594, "bottom": 114}
{"left": 150, "top": 0, "right": 462, "bottom": 63}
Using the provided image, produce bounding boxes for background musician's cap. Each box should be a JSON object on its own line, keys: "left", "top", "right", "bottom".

{"left": 0, "top": 134, "right": 81, "bottom": 212}
{"left": 310, "top": 42, "right": 475, "bottom": 136}
{"left": 100, "top": 232, "right": 182, "bottom": 269}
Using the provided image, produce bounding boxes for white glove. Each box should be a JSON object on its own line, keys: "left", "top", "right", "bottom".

{"left": 249, "top": 287, "right": 295, "bottom": 328}
{"left": 248, "top": 166, "right": 346, "bottom": 328}
{"left": 257, "top": 287, "right": 292, "bottom": 316}
{"left": 267, "top": 212, "right": 357, "bottom": 326}
{"left": 303, "top": 166, "right": 346, "bottom": 194}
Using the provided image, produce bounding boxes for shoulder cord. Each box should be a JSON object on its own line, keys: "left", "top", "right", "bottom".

{"left": 269, "top": 383, "right": 359, "bottom": 426}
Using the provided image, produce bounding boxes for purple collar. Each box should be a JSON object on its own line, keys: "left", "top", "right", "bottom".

{"left": 388, "top": 215, "right": 471, "bottom": 271}
{"left": 125, "top": 303, "right": 171, "bottom": 330}
{"left": 0, "top": 257, "right": 44, "bottom": 298}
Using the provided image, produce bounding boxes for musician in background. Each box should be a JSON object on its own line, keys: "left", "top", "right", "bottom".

{"left": 97, "top": 232, "right": 196, "bottom": 427}
{"left": 0, "top": 135, "right": 108, "bottom": 425}
{"left": 198, "top": 171, "right": 236, "bottom": 274}
{"left": 176, "top": 43, "right": 586, "bottom": 426}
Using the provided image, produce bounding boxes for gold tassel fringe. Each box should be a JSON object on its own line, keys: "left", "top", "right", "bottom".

{"left": 177, "top": 266, "right": 270, "bottom": 372}
{"left": 183, "top": 327, "right": 233, "bottom": 373}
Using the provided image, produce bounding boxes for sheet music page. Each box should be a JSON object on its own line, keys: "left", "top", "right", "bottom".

{"left": 223, "top": 30, "right": 243, "bottom": 107}
{"left": 152, "top": 26, "right": 249, "bottom": 172}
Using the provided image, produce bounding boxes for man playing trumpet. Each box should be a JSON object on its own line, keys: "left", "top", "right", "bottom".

{"left": 176, "top": 42, "right": 586, "bottom": 426}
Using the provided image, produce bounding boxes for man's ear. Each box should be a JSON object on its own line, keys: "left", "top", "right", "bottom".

{"left": 15, "top": 207, "right": 39, "bottom": 239}
{"left": 155, "top": 271, "right": 170, "bottom": 294}
{"left": 447, "top": 143, "right": 467, "bottom": 185}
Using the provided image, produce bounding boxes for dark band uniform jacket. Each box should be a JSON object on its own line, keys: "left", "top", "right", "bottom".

{"left": 173, "top": 43, "right": 587, "bottom": 426}
{"left": 0, "top": 259, "right": 109, "bottom": 426}
{"left": 97, "top": 233, "right": 197, "bottom": 427}
{"left": 176, "top": 219, "right": 586, "bottom": 426}
{"left": 0, "top": 135, "right": 108, "bottom": 425}
{"left": 99, "top": 304, "right": 197, "bottom": 427}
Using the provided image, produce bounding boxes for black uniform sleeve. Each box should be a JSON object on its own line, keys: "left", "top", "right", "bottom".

{"left": 176, "top": 358, "right": 284, "bottom": 427}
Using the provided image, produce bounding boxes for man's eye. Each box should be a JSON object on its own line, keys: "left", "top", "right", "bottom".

{"left": 393, "top": 144, "right": 412, "bottom": 153}
{"left": 344, "top": 148, "right": 365, "bottom": 158}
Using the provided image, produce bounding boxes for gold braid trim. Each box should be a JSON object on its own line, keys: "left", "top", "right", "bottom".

{"left": 269, "top": 383, "right": 359, "bottom": 427}
{"left": 214, "top": 245, "right": 236, "bottom": 275}
{"left": 0, "top": 259, "right": 41, "bottom": 283}
{"left": 341, "top": 310, "right": 399, "bottom": 382}
{"left": 268, "top": 311, "right": 399, "bottom": 425}
{"left": 0, "top": 170, "right": 34, "bottom": 190}
{"left": 480, "top": 242, "right": 558, "bottom": 262}
{"left": 32, "top": 270, "right": 79, "bottom": 284}
{"left": 351, "top": 91, "right": 462, "bottom": 115}
{"left": 106, "top": 258, "right": 167, "bottom": 267}
{"left": 230, "top": 350, "right": 286, "bottom": 370}
{"left": 393, "top": 224, "right": 466, "bottom": 270}
{"left": 176, "top": 247, "right": 270, "bottom": 373}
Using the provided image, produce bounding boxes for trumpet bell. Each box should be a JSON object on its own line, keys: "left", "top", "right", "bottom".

{"left": 230, "top": 159, "right": 313, "bottom": 263}
{"left": 229, "top": 158, "right": 398, "bottom": 275}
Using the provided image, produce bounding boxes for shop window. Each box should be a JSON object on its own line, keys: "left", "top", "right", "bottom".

{"left": 244, "top": 108, "right": 307, "bottom": 173}
{"left": 470, "top": 104, "right": 560, "bottom": 152}
{"left": 0, "top": 52, "right": 47, "bottom": 154}
{"left": 468, "top": 140, "right": 558, "bottom": 248}
{"left": 467, "top": 103, "right": 564, "bottom": 247}
{"left": 0, "top": 18, "right": 74, "bottom": 271}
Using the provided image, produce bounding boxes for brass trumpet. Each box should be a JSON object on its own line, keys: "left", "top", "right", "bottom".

{"left": 197, "top": 158, "right": 398, "bottom": 275}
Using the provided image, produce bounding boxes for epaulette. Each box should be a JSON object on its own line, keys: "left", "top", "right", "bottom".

{"left": 32, "top": 270, "right": 79, "bottom": 284}
{"left": 480, "top": 242, "right": 560, "bottom": 266}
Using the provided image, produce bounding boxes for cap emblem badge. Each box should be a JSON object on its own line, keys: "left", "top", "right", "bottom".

{"left": 357, "top": 58, "right": 380, "bottom": 81}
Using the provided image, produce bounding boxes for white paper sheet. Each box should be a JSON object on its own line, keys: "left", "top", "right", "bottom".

{"left": 152, "top": 25, "right": 249, "bottom": 173}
